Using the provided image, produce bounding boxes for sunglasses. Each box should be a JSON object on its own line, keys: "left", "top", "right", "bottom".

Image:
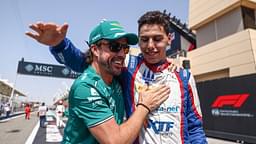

{"left": 97, "top": 40, "right": 130, "bottom": 54}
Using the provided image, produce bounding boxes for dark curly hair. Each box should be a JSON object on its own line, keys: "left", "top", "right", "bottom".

{"left": 138, "top": 10, "right": 170, "bottom": 35}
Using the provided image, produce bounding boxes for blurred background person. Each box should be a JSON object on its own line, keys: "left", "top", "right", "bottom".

{"left": 4, "top": 103, "right": 11, "bottom": 118}
{"left": 24, "top": 104, "right": 31, "bottom": 120}
{"left": 38, "top": 102, "right": 48, "bottom": 128}
{"left": 55, "top": 100, "right": 65, "bottom": 128}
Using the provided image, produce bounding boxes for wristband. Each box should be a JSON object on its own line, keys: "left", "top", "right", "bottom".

{"left": 136, "top": 103, "right": 150, "bottom": 113}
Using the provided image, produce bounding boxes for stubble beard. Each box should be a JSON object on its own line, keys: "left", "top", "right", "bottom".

{"left": 99, "top": 57, "right": 121, "bottom": 76}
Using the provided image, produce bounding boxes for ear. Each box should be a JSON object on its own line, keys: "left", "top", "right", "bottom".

{"left": 90, "top": 44, "right": 99, "bottom": 57}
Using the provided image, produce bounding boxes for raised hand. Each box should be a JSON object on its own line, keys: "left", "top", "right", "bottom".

{"left": 25, "top": 22, "right": 68, "bottom": 47}
{"left": 138, "top": 85, "right": 170, "bottom": 112}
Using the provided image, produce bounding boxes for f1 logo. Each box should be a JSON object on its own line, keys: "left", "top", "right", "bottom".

{"left": 211, "top": 94, "right": 249, "bottom": 108}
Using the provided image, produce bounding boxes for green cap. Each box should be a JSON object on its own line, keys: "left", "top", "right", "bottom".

{"left": 89, "top": 20, "right": 138, "bottom": 45}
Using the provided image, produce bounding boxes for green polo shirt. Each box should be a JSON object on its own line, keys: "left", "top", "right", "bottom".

{"left": 62, "top": 66, "right": 125, "bottom": 144}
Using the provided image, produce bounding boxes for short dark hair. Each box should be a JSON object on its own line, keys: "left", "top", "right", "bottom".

{"left": 84, "top": 49, "right": 93, "bottom": 64}
{"left": 138, "top": 10, "right": 171, "bottom": 35}
{"left": 84, "top": 39, "right": 107, "bottom": 64}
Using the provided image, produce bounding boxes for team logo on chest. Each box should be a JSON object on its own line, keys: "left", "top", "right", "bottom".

{"left": 140, "top": 67, "right": 178, "bottom": 84}
{"left": 142, "top": 68, "right": 155, "bottom": 85}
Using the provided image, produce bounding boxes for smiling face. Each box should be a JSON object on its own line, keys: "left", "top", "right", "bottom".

{"left": 139, "top": 24, "right": 171, "bottom": 64}
{"left": 96, "top": 38, "right": 128, "bottom": 76}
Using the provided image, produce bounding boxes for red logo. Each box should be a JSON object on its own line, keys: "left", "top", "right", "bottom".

{"left": 211, "top": 94, "right": 249, "bottom": 108}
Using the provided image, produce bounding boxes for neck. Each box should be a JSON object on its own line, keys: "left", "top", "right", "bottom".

{"left": 144, "top": 59, "right": 169, "bottom": 72}
{"left": 91, "top": 61, "right": 113, "bottom": 85}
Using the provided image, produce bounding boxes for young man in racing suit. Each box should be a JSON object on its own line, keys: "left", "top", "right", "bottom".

{"left": 26, "top": 11, "right": 207, "bottom": 143}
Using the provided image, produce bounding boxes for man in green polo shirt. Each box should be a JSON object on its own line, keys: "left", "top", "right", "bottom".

{"left": 26, "top": 20, "right": 170, "bottom": 144}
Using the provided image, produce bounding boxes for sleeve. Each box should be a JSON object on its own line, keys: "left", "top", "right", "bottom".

{"left": 186, "top": 73, "right": 208, "bottom": 143}
{"left": 49, "top": 38, "right": 88, "bottom": 73}
{"left": 71, "top": 83, "right": 114, "bottom": 128}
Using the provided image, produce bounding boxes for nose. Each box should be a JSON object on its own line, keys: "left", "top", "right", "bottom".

{"left": 116, "top": 48, "right": 126, "bottom": 57}
{"left": 148, "top": 38, "right": 155, "bottom": 49}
